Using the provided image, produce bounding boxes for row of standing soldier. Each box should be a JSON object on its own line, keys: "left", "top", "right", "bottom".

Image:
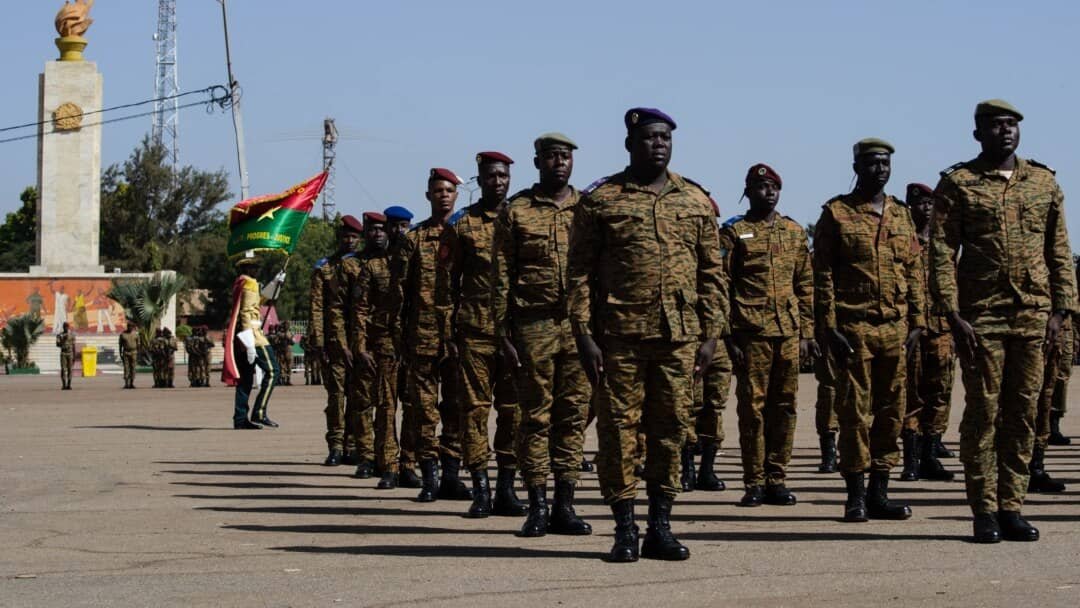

{"left": 297, "top": 98, "right": 1074, "bottom": 561}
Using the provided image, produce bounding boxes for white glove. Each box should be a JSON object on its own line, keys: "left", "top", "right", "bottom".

{"left": 236, "top": 329, "right": 257, "bottom": 363}
{"left": 274, "top": 271, "right": 287, "bottom": 284}
{"left": 260, "top": 272, "right": 286, "bottom": 299}
{"left": 246, "top": 346, "right": 257, "bottom": 364}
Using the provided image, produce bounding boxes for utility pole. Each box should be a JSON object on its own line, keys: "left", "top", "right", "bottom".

{"left": 218, "top": 0, "right": 250, "bottom": 199}
{"left": 321, "top": 118, "right": 338, "bottom": 220}
{"left": 152, "top": 0, "right": 179, "bottom": 170}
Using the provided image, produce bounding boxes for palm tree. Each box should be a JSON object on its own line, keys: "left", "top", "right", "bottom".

{"left": 1, "top": 314, "right": 45, "bottom": 369}
{"left": 107, "top": 273, "right": 187, "bottom": 365}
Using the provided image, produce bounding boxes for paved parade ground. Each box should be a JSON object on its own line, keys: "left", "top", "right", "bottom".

{"left": 1, "top": 371, "right": 1078, "bottom": 608}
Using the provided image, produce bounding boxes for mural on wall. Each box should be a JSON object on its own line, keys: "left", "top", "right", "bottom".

{"left": 0, "top": 278, "right": 126, "bottom": 334}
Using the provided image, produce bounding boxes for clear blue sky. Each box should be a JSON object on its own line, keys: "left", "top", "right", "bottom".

{"left": 2, "top": 1, "right": 1079, "bottom": 245}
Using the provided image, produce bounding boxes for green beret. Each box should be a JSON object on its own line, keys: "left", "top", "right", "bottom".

{"left": 853, "top": 137, "right": 895, "bottom": 159}
{"left": 975, "top": 98, "right": 1023, "bottom": 122}
{"left": 534, "top": 132, "right": 578, "bottom": 153}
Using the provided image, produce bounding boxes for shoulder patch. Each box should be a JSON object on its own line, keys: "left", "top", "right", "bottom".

{"left": 722, "top": 214, "right": 744, "bottom": 228}
{"left": 940, "top": 162, "right": 966, "bottom": 177}
{"left": 681, "top": 176, "right": 711, "bottom": 196}
{"left": 448, "top": 208, "right": 467, "bottom": 226}
{"left": 1027, "top": 159, "right": 1056, "bottom": 174}
{"left": 583, "top": 176, "right": 611, "bottom": 194}
{"left": 313, "top": 257, "right": 329, "bottom": 269}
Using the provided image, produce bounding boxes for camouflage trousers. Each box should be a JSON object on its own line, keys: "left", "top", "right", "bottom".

{"left": 406, "top": 353, "right": 462, "bottom": 462}
{"left": 122, "top": 353, "right": 137, "bottom": 385}
{"left": 457, "top": 333, "right": 520, "bottom": 472}
{"left": 60, "top": 353, "right": 74, "bottom": 387}
{"left": 690, "top": 344, "right": 731, "bottom": 448}
{"left": 835, "top": 320, "right": 906, "bottom": 475}
{"left": 397, "top": 364, "right": 418, "bottom": 471}
{"left": 734, "top": 334, "right": 798, "bottom": 487}
{"left": 1036, "top": 318, "right": 1072, "bottom": 449}
{"left": 595, "top": 336, "right": 693, "bottom": 503}
{"left": 814, "top": 347, "right": 838, "bottom": 436}
{"left": 904, "top": 331, "right": 955, "bottom": 435}
{"left": 354, "top": 354, "right": 399, "bottom": 474}
{"left": 322, "top": 344, "right": 373, "bottom": 459}
{"left": 514, "top": 317, "right": 590, "bottom": 487}
{"left": 958, "top": 309, "right": 1046, "bottom": 515}
{"left": 277, "top": 350, "right": 292, "bottom": 385}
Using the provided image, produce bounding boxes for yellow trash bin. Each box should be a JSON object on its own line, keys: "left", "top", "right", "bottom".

{"left": 81, "top": 345, "right": 98, "bottom": 377}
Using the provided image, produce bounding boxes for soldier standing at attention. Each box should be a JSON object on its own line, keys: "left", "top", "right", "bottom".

{"left": 449, "top": 151, "right": 526, "bottom": 519}
{"left": 199, "top": 326, "right": 214, "bottom": 387}
{"left": 899, "top": 183, "right": 954, "bottom": 482}
{"left": 308, "top": 216, "right": 365, "bottom": 466}
{"left": 185, "top": 329, "right": 199, "bottom": 387}
{"left": 813, "top": 138, "right": 923, "bottom": 523}
{"left": 150, "top": 328, "right": 164, "bottom": 388}
{"left": 162, "top": 327, "right": 178, "bottom": 389}
{"left": 491, "top": 133, "right": 593, "bottom": 535}
{"left": 1030, "top": 310, "right": 1070, "bottom": 494}
{"left": 352, "top": 212, "right": 404, "bottom": 487}
{"left": 277, "top": 321, "right": 294, "bottom": 386}
{"left": 930, "top": 100, "right": 1075, "bottom": 543}
{"left": 384, "top": 205, "right": 422, "bottom": 488}
{"left": 722, "top": 163, "right": 817, "bottom": 507}
{"left": 56, "top": 322, "right": 75, "bottom": 390}
{"left": 567, "top": 108, "right": 725, "bottom": 562}
{"left": 300, "top": 335, "right": 315, "bottom": 385}
{"left": 683, "top": 340, "right": 732, "bottom": 491}
{"left": 119, "top": 322, "right": 138, "bottom": 389}
{"left": 404, "top": 169, "right": 471, "bottom": 503}
{"left": 813, "top": 336, "right": 840, "bottom": 473}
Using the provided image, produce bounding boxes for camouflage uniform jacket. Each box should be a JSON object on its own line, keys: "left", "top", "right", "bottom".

{"left": 402, "top": 219, "right": 454, "bottom": 357}
{"left": 355, "top": 248, "right": 400, "bottom": 357}
{"left": 184, "top": 336, "right": 198, "bottom": 358}
{"left": 929, "top": 157, "right": 1075, "bottom": 315}
{"left": 917, "top": 234, "right": 951, "bottom": 335}
{"left": 720, "top": 214, "right": 814, "bottom": 338}
{"left": 449, "top": 201, "right": 505, "bottom": 339}
{"left": 119, "top": 332, "right": 138, "bottom": 357}
{"left": 56, "top": 332, "right": 76, "bottom": 354}
{"left": 813, "top": 194, "right": 925, "bottom": 329}
{"left": 566, "top": 169, "right": 727, "bottom": 343}
{"left": 308, "top": 252, "right": 362, "bottom": 351}
{"left": 491, "top": 185, "right": 580, "bottom": 338}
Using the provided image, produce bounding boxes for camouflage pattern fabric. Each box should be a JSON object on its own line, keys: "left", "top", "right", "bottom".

{"left": 734, "top": 335, "right": 799, "bottom": 487}
{"left": 1036, "top": 316, "right": 1072, "bottom": 448}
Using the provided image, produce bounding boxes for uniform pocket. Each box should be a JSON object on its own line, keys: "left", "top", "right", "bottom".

{"left": 839, "top": 226, "right": 875, "bottom": 261}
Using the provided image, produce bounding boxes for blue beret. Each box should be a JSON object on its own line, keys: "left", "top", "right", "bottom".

{"left": 625, "top": 107, "right": 677, "bottom": 131}
{"left": 383, "top": 205, "right": 414, "bottom": 221}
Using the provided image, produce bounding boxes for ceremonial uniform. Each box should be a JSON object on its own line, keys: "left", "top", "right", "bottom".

{"left": 229, "top": 272, "right": 279, "bottom": 426}
{"left": 119, "top": 329, "right": 138, "bottom": 388}
{"left": 56, "top": 330, "right": 75, "bottom": 389}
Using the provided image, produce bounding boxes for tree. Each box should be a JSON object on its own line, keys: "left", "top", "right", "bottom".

{"left": 107, "top": 274, "right": 187, "bottom": 365}
{"left": 1, "top": 314, "right": 44, "bottom": 369}
{"left": 0, "top": 187, "right": 38, "bottom": 272}
{"left": 100, "top": 137, "right": 231, "bottom": 278}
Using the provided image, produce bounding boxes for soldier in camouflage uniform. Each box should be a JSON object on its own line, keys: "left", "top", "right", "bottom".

{"left": 1030, "top": 314, "right": 1071, "bottom": 493}
{"left": 813, "top": 341, "right": 839, "bottom": 473}
{"left": 308, "top": 216, "right": 367, "bottom": 467}
{"left": 567, "top": 108, "right": 725, "bottom": 562}
{"left": 899, "top": 183, "right": 955, "bottom": 482}
{"left": 300, "top": 335, "right": 317, "bottom": 385}
{"left": 185, "top": 330, "right": 199, "bottom": 387}
{"left": 722, "top": 164, "right": 817, "bottom": 507}
{"left": 448, "top": 151, "right": 526, "bottom": 519}
{"left": 385, "top": 205, "right": 421, "bottom": 488}
{"left": 684, "top": 350, "right": 731, "bottom": 491}
{"left": 56, "top": 322, "right": 75, "bottom": 390}
{"left": 276, "top": 322, "right": 294, "bottom": 386}
{"left": 403, "top": 169, "right": 470, "bottom": 503}
{"left": 930, "top": 99, "right": 1076, "bottom": 544}
{"left": 352, "top": 212, "right": 402, "bottom": 485}
{"left": 813, "top": 138, "right": 924, "bottom": 523}
{"left": 150, "top": 328, "right": 165, "bottom": 388}
{"left": 492, "top": 133, "right": 592, "bottom": 536}
{"left": 199, "top": 327, "right": 214, "bottom": 387}
{"left": 119, "top": 322, "right": 138, "bottom": 389}
{"left": 162, "top": 327, "right": 177, "bottom": 388}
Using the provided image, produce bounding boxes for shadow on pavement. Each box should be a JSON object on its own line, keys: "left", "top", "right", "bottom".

{"left": 273, "top": 544, "right": 599, "bottom": 559}
{"left": 196, "top": 504, "right": 466, "bottom": 517}
{"left": 157, "top": 460, "right": 323, "bottom": 466}
{"left": 679, "top": 530, "right": 970, "bottom": 542}
{"left": 172, "top": 481, "right": 363, "bottom": 490}
{"left": 224, "top": 523, "right": 490, "bottom": 535}
{"left": 75, "top": 425, "right": 216, "bottom": 431}
{"left": 163, "top": 469, "right": 344, "bottom": 477}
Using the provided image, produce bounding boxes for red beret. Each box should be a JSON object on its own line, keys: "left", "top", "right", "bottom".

{"left": 906, "top": 183, "right": 933, "bottom": 197}
{"left": 340, "top": 214, "right": 364, "bottom": 233}
{"left": 745, "top": 163, "right": 782, "bottom": 189}
{"left": 429, "top": 168, "right": 463, "bottom": 185}
{"left": 476, "top": 151, "right": 513, "bottom": 166}
{"left": 362, "top": 211, "right": 387, "bottom": 224}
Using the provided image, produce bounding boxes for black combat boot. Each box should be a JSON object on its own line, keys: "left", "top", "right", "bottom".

{"left": 818, "top": 432, "right": 838, "bottom": 473}
{"left": 518, "top": 485, "right": 548, "bottom": 538}
{"left": 972, "top": 512, "right": 1002, "bottom": 544}
{"left": 1049, "top": 412, "right": 1071, "bottom": 446}
{"left": 580, "top": 458, "right": 594, "bottom": 473}
{"left": 694, "top": 443, "right": 726, "bottom": 491}
{"left": 679, "top": 444, "right": 696, "bottom": 492}
{"left": 842, "top": 472, "right": 868, "bottom": 522}
{"left": 416, "top": 459, "right": 438, "bottom": 503}
{"left": 353, "top": 460, "right": 374, "bottom": 479}
{"left": 739, "top": 485, "right": 764, "bottom": 507}
{"left": 998, "top": 510, "right": 1040, "bottom": 542}
{"left": 764, "top": 484, "right": 797, "bottom": 506}
{"left": 341, "top": 451, "right": 359, "bottom": 466}
{"left": 867, "top": 471, "right": 912, "bottom": 520}
{"left": 606, "top": 499, "right": 639, "bottom": 563}
{"left": 919, "top": 434, "right": 955, "bottom": 481}
{"left": 465, "top": 469, "right": 492, "bottom": 518}
{"left": 548, "top": 478, "right": 592, "bottom": 535}
{"left": 933, "top": 435, "right": 955, "bottom": 458}
{"left": 398, "top": 466, "right": 422, "bottom": 488}
{"left": 899, "top": 429, "right": 920, "bottom": 481}
{"left": 640, "top": 490, "right": 689, "bottom": 561}
{"left": 323, "top": 448, "right": 342, "bottom": 466}
{"left": 1028, "top": 446, "right": 1066, "bottom": 493}
{"left": 437, "top": 455, "right": 473, "bottom": 501}
{"left": 633, "top": 464, "right": 645, "bottom": 478}
{"left": 376, "top": 471, "right": 398, "bottom": 490}
{"left": 492, "top": 468, "right": 527, "bottom": 516}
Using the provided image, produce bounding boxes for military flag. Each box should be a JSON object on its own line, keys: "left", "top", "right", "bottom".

{"left": 226, "top": 172, "right": 328, "bottom": 258}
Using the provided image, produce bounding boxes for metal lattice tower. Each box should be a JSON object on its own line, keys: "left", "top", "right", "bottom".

{"left": 321, "top": 118, "right": 338, "bottom": 220}
{"left": 152, "top": 0, "right": 179, "bottom": 169}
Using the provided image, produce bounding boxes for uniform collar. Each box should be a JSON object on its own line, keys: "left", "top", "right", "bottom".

{"left": 530, "top": 184, "right": 578, "bottom": 208}
{"left": 968, "top": 156, "right": 1031, "bottom": 181}
{"left": 844, "top": 192, "right": 897, "bottom": 216}
{"left": 620, "top": 167, "right": 684, "bottom": 195}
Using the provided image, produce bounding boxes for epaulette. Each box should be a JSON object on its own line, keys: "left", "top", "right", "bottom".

{"left": 583, "top": 176, "right": 611, "bottom": 194}
{"left": 448, "top": 208, "right": 467, "bottom": 226}
{"left": 508, "top": 187, "right": 532, "bottom": 202}
{"left": 722, "top": 214, "right": 744, "bottom": 228}
{"left": 681, "top": 177, "right": 720, "bottom": 216}
{"left": 1027, "top": 159, "right": 1056, "bottom": 175}
{"left": 940, "top": 162, "right": 966, "bottom": 177}
{"left": 313, "top": 257, "right": 329, "bottom": 269}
